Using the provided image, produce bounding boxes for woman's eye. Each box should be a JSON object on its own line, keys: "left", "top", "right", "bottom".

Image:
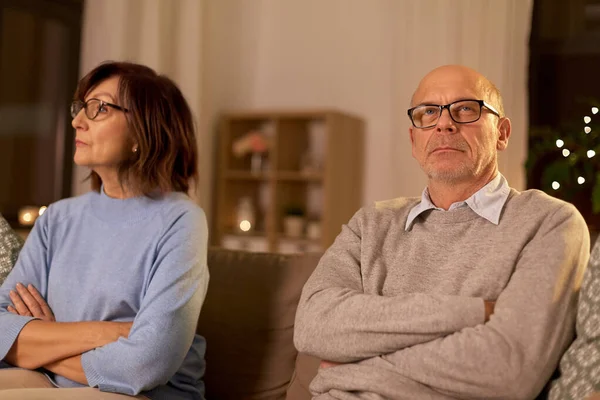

{"left": 98, "top": 105, "right": 108, "bottom": 113}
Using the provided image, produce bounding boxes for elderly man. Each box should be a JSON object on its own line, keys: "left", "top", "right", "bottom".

{"left": 0, "top": 215, "right": 23, "bottom": 286}
{"left": 294, "top": 65, "right": 590, "bottom": 400}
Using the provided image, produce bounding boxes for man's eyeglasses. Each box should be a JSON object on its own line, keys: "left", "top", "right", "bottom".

{"left": 407, "top": 99, "right": 500, "bottom": 129}
{"left": 70, "top": 98, "right": 129, "bottom": 120}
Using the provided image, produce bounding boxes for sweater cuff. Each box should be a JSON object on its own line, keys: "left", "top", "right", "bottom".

{"left": 81, "top": 350, "right": 103, "bottom": 389}
{"left": 0, "top": 313, "right": 36, "bottom": 360}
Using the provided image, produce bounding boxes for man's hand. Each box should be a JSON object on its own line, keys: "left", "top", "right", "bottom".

{"left": 8, "top": 283, "right": 55, "bottom": 322}
{"left": 484, "top": 300, "right": 496, "bottom": 322}
{"left": 320, "top": 360, "right": 343, "bottom": 369}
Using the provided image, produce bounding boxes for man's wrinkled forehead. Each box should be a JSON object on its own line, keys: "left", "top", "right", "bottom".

{"left": 411, "top": 72, "right": 486, "bottom": 107}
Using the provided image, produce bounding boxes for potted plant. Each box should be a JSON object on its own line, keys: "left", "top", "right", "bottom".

{"left": 283, "top": 206, "right": 305, "bottom": 238}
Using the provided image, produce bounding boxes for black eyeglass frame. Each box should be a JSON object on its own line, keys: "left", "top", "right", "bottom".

{"left": 407, "top": 99, "right": 501, "bottom": 129}
{"left": 70, "top": 98, "right": 129, "bottom": 120}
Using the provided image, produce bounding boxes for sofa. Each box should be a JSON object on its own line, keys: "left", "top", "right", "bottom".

{"left": 197, "top": 247, "right": 323, "bottom": 400}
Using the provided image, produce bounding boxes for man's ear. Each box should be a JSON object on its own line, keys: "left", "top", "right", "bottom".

{"left": 496, "top": 117, "right": 511, "bottom": 151}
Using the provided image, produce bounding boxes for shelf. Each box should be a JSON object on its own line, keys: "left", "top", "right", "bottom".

{"left": 214, "top": 109, "right": 364, "bottom": 253}
{"left": 276, "top": 235, "right": 320, "bottom": 244}
{"left": 224, "top": 170, "right": 271, "bottom": 181}
{"left": 222, "top": 232, "right": 268, "bottom": 239}
{"left": 224, "top": 170, "right": 323, "bottom": 182}
{"left": 221, "top": 233, "right": 269, "bottom": 253}
{"left": 276, "top": 171, "right": 323, "bottom": 182}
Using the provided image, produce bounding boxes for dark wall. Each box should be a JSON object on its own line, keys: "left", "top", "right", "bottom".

{"left": 0, "top": 0, "right": 82, "bottom": 225}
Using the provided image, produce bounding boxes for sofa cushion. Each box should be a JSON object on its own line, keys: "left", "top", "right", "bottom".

{"left": 198, "top": 248, "right": 320, "bottom": 400}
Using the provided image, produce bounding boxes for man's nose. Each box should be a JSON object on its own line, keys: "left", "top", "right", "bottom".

{"left": 436, "top": 108, "right": 456, "bottom": 133}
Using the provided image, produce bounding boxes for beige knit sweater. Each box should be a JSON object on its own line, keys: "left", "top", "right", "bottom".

{"left": 294, "top": 189, "right": 590, "bottom": 400}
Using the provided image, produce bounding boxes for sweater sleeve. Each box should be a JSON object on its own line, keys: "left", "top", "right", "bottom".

{"left": 80, "top": 208, "right": 209, "bottom": 395}
{"left": 0, "top": 211, "right": 50, "bottom": 360}
{"left": 384, "top": 204, "right": 590, "bottom": 400}
{"left": 294, "top": 208, "right": 486, "bottom": 362}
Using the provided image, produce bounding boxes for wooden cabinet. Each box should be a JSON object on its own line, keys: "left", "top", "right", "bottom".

{"left": 213, "top": 109, "right": 364, "bottom": 254}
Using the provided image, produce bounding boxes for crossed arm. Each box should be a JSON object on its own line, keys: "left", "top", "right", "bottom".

{"left": 4, "top": 283, "right": 131, "bottom": 385}
{"left": 294, "top": 210, "right": 494, "bottom": 363}
{"left": 295, "top": 204, "right": 590, "bottom": 399}
{"left": 0, "top": 207, "right": 209, "bottom": 394}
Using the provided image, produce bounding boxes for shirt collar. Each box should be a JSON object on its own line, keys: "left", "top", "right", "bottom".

{"left": 405, "top": 173, "right": 510, "bottom": 231}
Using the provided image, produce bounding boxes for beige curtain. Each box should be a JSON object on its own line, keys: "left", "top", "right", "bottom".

{"left": 74, "top": 0, "right": 532, "bottom": 211}
{"left": 392, "top": 0, "right": 533, "bottom": 196}
{"left": 72, "top": 0, "right": 209, "bottom": 208}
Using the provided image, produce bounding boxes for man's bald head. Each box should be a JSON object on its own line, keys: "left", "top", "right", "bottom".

{"left": 411, "top": 65, "right": 505, "bottom": 117}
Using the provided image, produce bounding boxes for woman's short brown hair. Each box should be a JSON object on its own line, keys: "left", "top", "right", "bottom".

{"left": 74, "top": 61, "right": 198, "bottom": 195}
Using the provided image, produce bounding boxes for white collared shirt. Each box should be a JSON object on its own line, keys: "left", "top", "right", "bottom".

{"left": 405, "top": 173, "right": 511, "bottom": 231}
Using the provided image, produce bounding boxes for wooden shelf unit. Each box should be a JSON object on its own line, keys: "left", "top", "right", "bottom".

{"left": 213, "top": 109, "right": 364, "bottom": 253}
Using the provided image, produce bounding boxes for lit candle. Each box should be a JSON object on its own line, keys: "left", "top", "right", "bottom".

{"left": 18, "top": 206, "right": 41, "bottom": 226}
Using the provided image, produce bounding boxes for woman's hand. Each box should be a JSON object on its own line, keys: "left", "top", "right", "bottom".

{"left": 7, "top": 282, "right": 55, "bottom": 322}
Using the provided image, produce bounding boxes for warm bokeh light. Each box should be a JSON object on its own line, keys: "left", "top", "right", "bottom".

{"left": 239, "top": 220, "right": 251, "bottom": 232}
{"left": 552, "top": 181, "right": 560, "bottom": 190}
{"left": 588, "top": 150, "right": 596, "bottom": 158}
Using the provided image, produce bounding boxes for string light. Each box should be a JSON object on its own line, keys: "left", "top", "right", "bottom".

{"left": 584, "top": 116, "right": 592, "bottom": 124}
{"left": 588, "top": 150, "right": 596, "bottom": 158}
{"left": 562, "top": 149, "right": 571, "bottom": 157}
{"left": 556, "top": 139, "right": 564, "bottom": 148}
{"left": 585, "top": 127, "right": 592, "bottom": 134}
{"left": 578, "top": 177, "right": 586, "bottom": 184}
{"left": 593, "top": 107, "right": 599, "bottom": 115}
{"left": 552, "top": 181, "right": 560, "bottom": 190}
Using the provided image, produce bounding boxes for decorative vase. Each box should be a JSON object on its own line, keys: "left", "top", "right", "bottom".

{"left": 283, "top": 216, "right": 304, "bottom": 238}
{"left": 306, "top": 221, "right": 321, "bottom": 240}
{"left": 251, "top": 152, "right": 263, "bottom": 175}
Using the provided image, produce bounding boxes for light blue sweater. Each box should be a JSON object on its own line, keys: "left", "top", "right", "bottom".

{"left": 0, "top": 188, "right": 209, "bottom": 399}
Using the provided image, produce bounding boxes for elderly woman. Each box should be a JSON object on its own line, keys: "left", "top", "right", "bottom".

{"left": 0, "top": 61, "right": 209, "bottom": 400}
{"left": 0, "top": 215, "right": 23, "bottom": 286}
{"left": 548, "top": 232, "right": 600, "bottom": 400}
